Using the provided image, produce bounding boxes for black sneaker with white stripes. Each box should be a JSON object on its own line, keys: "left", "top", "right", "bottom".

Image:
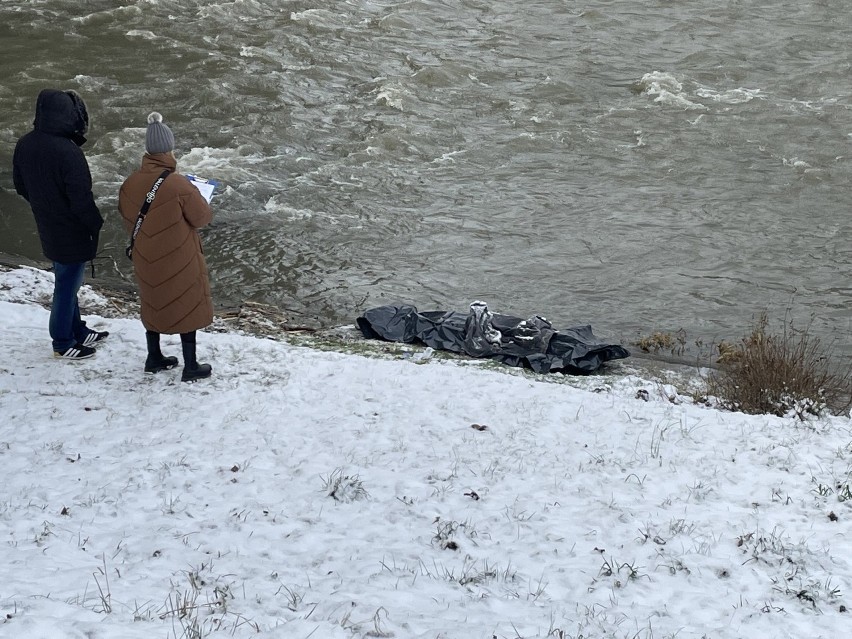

{"left": 81, "top": 331, "right": 109, "bottom": 347}
{"left": 54, "top": 343, "right": 96, "bottom": 360}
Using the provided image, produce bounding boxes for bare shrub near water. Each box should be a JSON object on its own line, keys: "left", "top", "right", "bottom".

{"left": 706, "top": 312, "right": 852, "bottom": 418}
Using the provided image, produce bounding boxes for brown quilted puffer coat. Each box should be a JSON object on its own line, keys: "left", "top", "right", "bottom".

{"left": 118, "top": 153, "right": 214, "bottom": 334}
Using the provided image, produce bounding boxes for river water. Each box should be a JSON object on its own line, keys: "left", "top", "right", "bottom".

{"left": 1, "top": 0, "right": 850, "bottom": 359}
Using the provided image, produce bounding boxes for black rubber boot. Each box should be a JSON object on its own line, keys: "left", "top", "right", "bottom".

{"left": 144, "top": 330, "right": 179, "bottom": 373}
{"left": 180, "top": 333, "right": 212, "bottom": 382}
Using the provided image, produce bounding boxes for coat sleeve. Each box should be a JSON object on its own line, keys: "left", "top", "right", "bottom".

{"left": 63, "top": 145, "right": 104, "bottom": 234}
{"left": 12, "top": 144, "right": 28, "bottom": 202}
{"left": 178, "top": 177, "right": 213, "bottom": 229}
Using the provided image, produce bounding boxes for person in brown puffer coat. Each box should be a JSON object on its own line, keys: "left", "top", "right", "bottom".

{"left": 118, "top": 112, "right": 214, "bottom": 382}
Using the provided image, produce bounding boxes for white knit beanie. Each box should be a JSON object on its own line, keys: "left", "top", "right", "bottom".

{"left": 145, "top": 112, "right": 175, "bottom": 154}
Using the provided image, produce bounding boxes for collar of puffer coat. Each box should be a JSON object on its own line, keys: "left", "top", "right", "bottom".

{"left": 141, "top": 152, "right": 178, "bottom": 173}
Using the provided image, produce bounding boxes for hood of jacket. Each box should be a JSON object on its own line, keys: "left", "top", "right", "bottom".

{"left": 33, "top": 89, "right": 90, "bottom": 146}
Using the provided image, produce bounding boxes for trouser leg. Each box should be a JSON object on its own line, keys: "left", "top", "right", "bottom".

{"left": 50, "top": 261, "right": 87, "bottom": 352}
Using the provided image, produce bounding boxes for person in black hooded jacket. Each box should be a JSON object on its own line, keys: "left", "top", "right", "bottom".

{"left": 13, "top": 89, "right": 108, "bottom": 359}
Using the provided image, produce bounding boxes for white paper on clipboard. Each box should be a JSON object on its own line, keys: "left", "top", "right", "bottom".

{"left": 186, "top": 174, "right": 219, "bottom": 203}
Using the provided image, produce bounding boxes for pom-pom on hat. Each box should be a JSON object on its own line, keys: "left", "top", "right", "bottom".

{"left": 145, "top": 111, "right": 175, "bottom": 154}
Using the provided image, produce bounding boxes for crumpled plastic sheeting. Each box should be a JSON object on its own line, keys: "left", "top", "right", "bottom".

{"left": 356, "top": 301, "right": 630, "bottom": 374}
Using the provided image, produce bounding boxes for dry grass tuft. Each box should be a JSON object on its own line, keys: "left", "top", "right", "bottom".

{"left": 636, "top": 329, "right": 687, "bottom": 357}
{"left": 706, "top": 313, "right": 852, "bottom": 419}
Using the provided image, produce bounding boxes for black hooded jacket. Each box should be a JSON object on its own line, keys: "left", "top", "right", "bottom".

{"left": 13, "top": 89, "right": 103, "bottom": 263}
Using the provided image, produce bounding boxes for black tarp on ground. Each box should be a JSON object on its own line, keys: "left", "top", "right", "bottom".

{"left": 356, "top": 302, "right": 630, "bottom": 374}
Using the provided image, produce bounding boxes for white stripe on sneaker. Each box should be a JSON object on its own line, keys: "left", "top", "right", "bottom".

{"left": 81, "top": 331, "right": 108, "bottom": 347}
{"left": 54, "top": 345, "right": 95, "bottom": 360}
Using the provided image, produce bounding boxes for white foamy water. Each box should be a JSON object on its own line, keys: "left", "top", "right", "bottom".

{"left": 1, "top": 0, "right": 851, "bottom": 359}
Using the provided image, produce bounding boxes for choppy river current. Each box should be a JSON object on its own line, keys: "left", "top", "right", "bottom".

{"left": 1, "top": 1, "right": 850, "bottom": 359}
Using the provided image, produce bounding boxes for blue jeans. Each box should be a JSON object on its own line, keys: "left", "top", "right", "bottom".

{"left": 50, "top": 261, "right": 89, "bottom": 351}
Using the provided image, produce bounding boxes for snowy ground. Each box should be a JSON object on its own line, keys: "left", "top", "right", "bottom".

{"left": 0, "top": 265, "right": 850, "bottom": 639}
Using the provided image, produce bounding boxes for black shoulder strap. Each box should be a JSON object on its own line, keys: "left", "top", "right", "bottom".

{"left": 125, "top": 169, "right": 171, "bottom": 260}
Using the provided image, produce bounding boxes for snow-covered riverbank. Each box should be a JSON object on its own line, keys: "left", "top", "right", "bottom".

{"left": 1, "top": 265, "right": 850, "bottom": 639}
